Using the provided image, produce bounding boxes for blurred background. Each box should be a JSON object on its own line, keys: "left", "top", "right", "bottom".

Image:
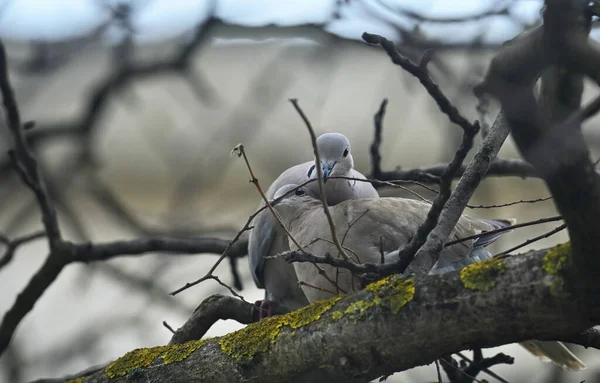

{"left": 0, "top": 0, "right": 599, "bottom": 382}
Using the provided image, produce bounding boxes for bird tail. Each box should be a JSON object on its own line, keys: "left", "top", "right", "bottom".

{"left": 519, "top": 340, "right": 586, "bottom": 371}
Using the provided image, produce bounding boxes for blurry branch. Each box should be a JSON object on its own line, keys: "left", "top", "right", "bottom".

{"left": 0, "top": 230, "right": 45, "bottom": 270}
{"left": 440, "top": 350, "right": 514, "bottom": 383}
{"left": 0, "top": 37, "right": 69, "bottom": 357}
{"left": 72, "top": 236, "right": 247, "bottom": 262}
{"left": 370, "top": 98, "right": 387, "bottom": 178}
{"left": 0, "top": 33, "right": 253, "bottom": 357}
{"left": 373, "top": 0, "right": 511, "bottom": 24}
{"left": 475, "top": 0, "right": 600, "bottom": 281}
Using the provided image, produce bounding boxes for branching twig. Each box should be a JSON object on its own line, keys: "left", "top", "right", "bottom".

{"left": 0, "top": 231, "right": 46, "bottom": 270}
{"left": 495, "top": 224, "right": 567, "bottom": 257}
{"left": 362, "top": 33, "right": 478, "bottom": 134}
{"left": 233, "top": 143, "right": 341, "bottom": 291}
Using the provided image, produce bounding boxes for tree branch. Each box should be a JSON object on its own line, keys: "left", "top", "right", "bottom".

{"left": 66, "top": 247, "right": 600, "bottom": 383}
{"left": 405, "top": 111, "right": 510, "bottom": 275}
{"left": 72, "top": 237, "right": 248, "bottom": 262}
{"left": 168, "top": 294, "right": 256, "bottom": 345}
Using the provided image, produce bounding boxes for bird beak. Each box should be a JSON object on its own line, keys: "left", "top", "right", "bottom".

{"left": 321, "top": 161, "right": 336, "bottom": 183}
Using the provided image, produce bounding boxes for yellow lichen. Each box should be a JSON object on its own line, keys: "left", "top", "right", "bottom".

{"left": 331, "top": 310, "right": 344, "bottom": 320}
{"left": 105, "top": 345, "right": 171, "bottom": 378}
{"left": 161, "top": 338, "right": 214, "bottom": 364}
{"left": 543, "top": 242, "right": 570, "bottom": 275}
{"left": 218, "top": 295, "right": 343, "bottom": 363}
{"left": 64, "top": 378, "right": 84, "bottom": 383}
{"left": 345, "top": 300, "right": 375, "bottom": 320}
{"left": 365, "top": 276, "right": 415, "bottom": 314}
{"left": 105, "top": 338, "right": 215, "bottom": 378}
{"left": 460, "top": 257, "right": 507, "bottom": 291}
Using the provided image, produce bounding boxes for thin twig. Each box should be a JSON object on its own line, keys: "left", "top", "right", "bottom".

{"left": 0, "top": 231, "right": 46, "bottom": 270}
{"left": 0, "top": 41, "right": 61, "bottom": 245}
{"left": 289, "top": 98, "right": 352, "bottom": 262}
{"left": 467, "top": 196, "right": 552, "bottom": 209}
{"left": 495, "top": 224, "right": 567, "bottom": 257}
{"left": 445, "top": 215, "right": 563, "bottom": 247}
{"left": 362, "top": 33, "right": 478, "bottom": 133}
{"left": 234, "top": 144, "right": 342, "bottom": 291}
{"left": 298, "top": 280, "right": 337, "bottom": 296}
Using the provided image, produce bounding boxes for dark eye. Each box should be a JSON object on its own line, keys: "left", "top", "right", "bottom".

{"left": 295, "top": 188, "right": 306, "bottom": 196}
{"left": 342, "top": 148, "right": 349, "bottom": 158}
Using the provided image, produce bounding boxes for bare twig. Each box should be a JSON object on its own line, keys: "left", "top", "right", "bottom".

{"left": 374, "top": 158, "right": 537, "bottom": 185}
{"left": 289, "top": 98, "right": 352, "bottom": 262}
{"left": 0, "top": 231, "right": 46, "bottom": 270}
{"left": 362, "top": 33, "right": 478, "bottom": 134}
{"left": 233, "top": 143, "right": 341, "bottom": 291}
{"left": 445, "top": 215, "right": 563, "bottom": 247}
{"left": 467, "top": 196, "right": 552, "bottom": 209}
{"left": 495, "top": 224, "right": 567, "bottom": 257}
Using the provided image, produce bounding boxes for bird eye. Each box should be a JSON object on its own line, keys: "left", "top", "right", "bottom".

{"left": 294, "top": 188, "right": 306, "bottom": 196}
{"left": 342, "top": 148, "right": 349, "bottom": 158}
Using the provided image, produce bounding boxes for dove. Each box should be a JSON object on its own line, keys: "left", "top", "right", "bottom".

{"left": 269, "top": 183, "right": 586, "bottom": 372}
{"left": 248, "top": 133, "right": 379, "bottom": 319}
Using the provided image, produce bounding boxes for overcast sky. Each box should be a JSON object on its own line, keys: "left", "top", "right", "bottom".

{"left": 0, "top": 0, "right": 547, "bottom": 45}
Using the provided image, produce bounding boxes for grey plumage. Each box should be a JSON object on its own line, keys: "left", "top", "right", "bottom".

{"left": 270, "top": 184, "right": 585, "bottom": 371}
{"left": 248, "top": 133, "right": 379, "bottom": 314}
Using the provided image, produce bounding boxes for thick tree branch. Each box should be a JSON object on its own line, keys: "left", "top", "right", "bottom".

{"left": 66, "top": 247, "right": 600, "bottom": 383}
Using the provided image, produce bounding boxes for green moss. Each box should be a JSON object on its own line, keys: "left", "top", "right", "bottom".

{"left": 218, "top": 295, "right": 343, "bottom": 363}
{"left": 105, "top": 338, "right": 216, "bottom": 379}
{"left": 64, "top": 378, "right": 84, "bottom": 383}
{"left": 543, "top": 242, "right": 570, "bottom": 275}
{"left": 365, "top": 275, "right": 415, "bottom": 314}
{"left": 460, "top": 257, "right": 508, "bottom": 291}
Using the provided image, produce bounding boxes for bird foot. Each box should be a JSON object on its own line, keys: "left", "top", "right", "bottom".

{"left": 254, "top": 300, "right": 278, "bottom": 320}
